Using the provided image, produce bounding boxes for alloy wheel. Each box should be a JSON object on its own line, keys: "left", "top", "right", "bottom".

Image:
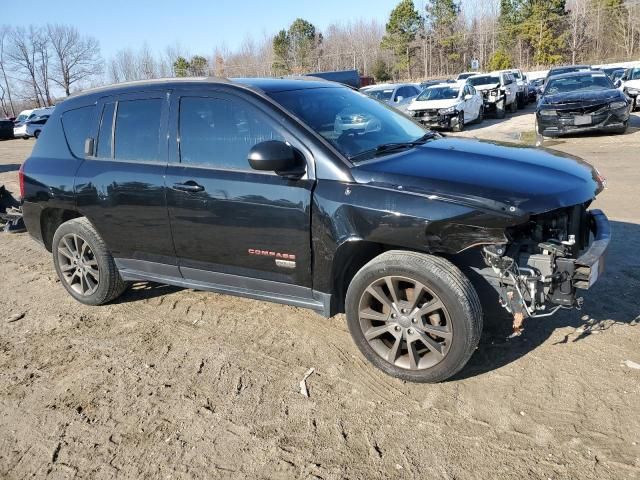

{"left": 358, "top": 276, "right": 452, "bottom": 370}
{"left": 57, "top": 233, "right": 100, "bottom": 296}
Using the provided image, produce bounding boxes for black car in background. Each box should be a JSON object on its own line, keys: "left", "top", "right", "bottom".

{"left": 536, "top": 71, "right": 631, "bottom": 137}
{"left": 0, "top": 119, "right": 14, "bottom": 139}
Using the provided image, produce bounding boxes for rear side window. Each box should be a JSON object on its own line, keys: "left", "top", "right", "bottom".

{"left": 179, "top": 96, "right": 284, "bottom": 170}
{"left": 61, "top": 105, "right": 95, "bottom": 158}
{"left": 114, "top": 98, "right": 162, "bottom": 162}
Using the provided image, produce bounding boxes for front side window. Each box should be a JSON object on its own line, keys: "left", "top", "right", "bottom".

{"left": 179, "top": 96, "right": 284, "bottom": 170}
{"left": 114, "top": 98, "right": 162, "bottom": 162}
{"left": 61, "top": 105, "right": 95, "bottom": 158}
{"left": 268, "top": 86, "right": 426, "bottom": 160}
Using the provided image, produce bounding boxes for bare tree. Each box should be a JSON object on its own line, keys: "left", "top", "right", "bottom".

{"left": 8, "top": 26, "right": 47, "bottom": 106}
{"left": 567, "top": 0, "right": 589, "bottom": 64}
{"left": 47, "top": 24, "right": 102, "bottom": 96}
{"left": 0, "top": 26, "right": 15, "bottom": 116}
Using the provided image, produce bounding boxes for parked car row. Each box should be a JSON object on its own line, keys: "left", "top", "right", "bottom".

{"left": 0, "top": 106, "right": 54, "bottom": 140}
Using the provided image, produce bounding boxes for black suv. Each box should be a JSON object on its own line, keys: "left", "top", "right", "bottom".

{"left": 20, "top": 78, "right": 610, "bottom": 382}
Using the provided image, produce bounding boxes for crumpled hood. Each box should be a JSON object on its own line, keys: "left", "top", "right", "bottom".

{"left": 408, "top": 99, "right": 459, "bottom": 111}
{"left": 623, "top": 79, "right": 640, "bottom": 89}
{"left": 351, "top": 137, "right": 604, "bottom": 215}
{"left": 541, "top": 88, "right": 623, "bottom": 106}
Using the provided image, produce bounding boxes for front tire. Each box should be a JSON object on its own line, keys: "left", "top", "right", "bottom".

{"left": 453, "top": 112, "right": 465, "bottom": 132}
{"left": 52, "top": 217, "right": 128, "bottom": 305}
{"left": 345, "top": 251, "right": 482, "bottom": 383}
{"left": 34, "top": 130, "right": 40, "bottom": 139}
{"left": 476, "top": 106, "right": 484, "bottom": 123}
{"left": 496, "top": 100, "right": 506, "bottom": 119}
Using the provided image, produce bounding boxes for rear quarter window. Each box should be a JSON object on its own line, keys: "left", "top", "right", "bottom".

{"left": 61, "top": 105, "right": 96, "bottom": 158}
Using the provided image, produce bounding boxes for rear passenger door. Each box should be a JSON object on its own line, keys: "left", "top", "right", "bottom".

{"left": 165, "top": 89, "right": 314, "bottom": 288}
{"left": 74, "top": 91, "right": 176, "bottom": 272}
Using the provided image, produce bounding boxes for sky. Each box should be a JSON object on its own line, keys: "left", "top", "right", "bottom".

{"left": 3, "top": 0, "right": 404, "bottom": 59}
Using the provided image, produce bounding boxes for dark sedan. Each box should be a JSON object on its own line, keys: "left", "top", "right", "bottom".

{"left": 0, "top": 119, "right": 14, "bottom": 140}
{"left": 536, "top": 71, "right": 631, "bottom": 137}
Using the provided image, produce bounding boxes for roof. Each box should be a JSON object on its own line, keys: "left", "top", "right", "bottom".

{"left": 546, "top": 70, "right": 608, "bottom": 81}
{"left": 548, "top": 64, "right": 591, "bottom": 71}
{"left": 69, "top": 76, "right": 344, "bottom": 100}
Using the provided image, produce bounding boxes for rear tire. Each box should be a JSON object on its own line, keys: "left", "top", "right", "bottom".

{"left": 52, "top": 217, "right": 128, "bottom": 306}
{"left": 345, "top": 251, "right": 482, "bottom": 383}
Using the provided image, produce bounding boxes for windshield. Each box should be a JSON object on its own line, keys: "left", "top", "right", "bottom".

{"left": 629, "top": 68, "right": 640, "bottom": 80}
{"left": 512, "top": 71, "right": 522, "bottom": 79}
{"left": 549, "top": 67, "right": 589, "bottom": 78}
{"left": 363, "top": 88, "right": 394, "bottom": 101}
{"left": 544, "top": 74, "right": 612, "bottom": 95}
{"left": 468, "top": 75, "right": 500, "bottom": 86}
{"left": 16, "top": 114, "right": 28, "bottom": 122}
{"left": 457, "top": 73, "right": 474, "bottom": 80}
{"left": 269, "top": 87, "right": 427, "bottom": 161}
{"left": 416, "top": 86, "right": 459, "bottom": 101}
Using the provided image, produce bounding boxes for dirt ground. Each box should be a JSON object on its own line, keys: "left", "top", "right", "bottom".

{"left": 1, "top": 107, "right": 639, "bottom": 480}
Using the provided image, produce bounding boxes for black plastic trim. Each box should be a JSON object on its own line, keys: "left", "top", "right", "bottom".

{"left": 573, "top": 209, "right": 610, "bottom": 289}
{"left": 115, "top": 259, "right": 332, "bottom": 317}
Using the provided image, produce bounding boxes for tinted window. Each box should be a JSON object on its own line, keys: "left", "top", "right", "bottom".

{"left": 61, "top": 106, "right": 95, "bottom": 158}
{"left": 114, "top": 98, "right": 162, "bottom": 162}
{"left": 269, "top": 87, "right": 426, "bottom": 161}
{"left": 545, "top": 74, "right": 612, "bottom": 95}
{"left": 179, "top": 96, "right": 284, "bottom": 170}
{"left": 97, "top": 102, "right": 115, "bottom": 158}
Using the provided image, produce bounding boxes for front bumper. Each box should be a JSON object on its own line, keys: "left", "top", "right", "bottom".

{"left": 13, "top": 126, "right": 28, "bottom": 138}
{"left": 411, "top": 111, "right": 459, "bottom": 129}
{"left": 573, "top": 209, "right": 610, "bottom": 289}
{"left": 537, "top": 105, "right": 630, "bottom": 136}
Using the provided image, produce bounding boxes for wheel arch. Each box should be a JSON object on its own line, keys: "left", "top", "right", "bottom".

{"left": 40, "top": 208, "right": 83, "bottom": 251}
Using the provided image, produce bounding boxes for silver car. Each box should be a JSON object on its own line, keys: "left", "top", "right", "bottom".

{"left": 360, "top": 83, "right": 422, "bottom": 111}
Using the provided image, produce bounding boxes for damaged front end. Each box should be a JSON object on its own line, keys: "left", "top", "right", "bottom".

{"left": 477, "top": 204, "right": 610, "bottom": 336}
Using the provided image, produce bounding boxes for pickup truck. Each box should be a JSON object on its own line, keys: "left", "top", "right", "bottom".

{"left": 19, "top": 77, "right": 610, "bottom": 382}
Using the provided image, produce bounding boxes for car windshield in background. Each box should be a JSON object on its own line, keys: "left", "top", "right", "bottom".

{"left": 512, "top": 71, "right": 522, "bottom": 79}
{"left": 16, "top": 114, "right": 28, "bottom": 122}
{"left": 468, "top": 76, "right": 500, "bottom": 86}
{"left": 417, "top": 87, "right": 459, "bottom": 101}
{"left": 457, "top": 73, "right": 474, "bottom": 80}
{"left": 363, "top": 89, "right": 394, "bottom": 101}
{"left": 544, "top": 74, "right": 612, "bottom": 95}
{"left": 549, "top": 67, "right": 590, "bottom": 77}
{"left": 268, "top": 87, "right": 427, "bottom": 161}
{"left": 629, "top": 68, "right": 640, "bottom": 80}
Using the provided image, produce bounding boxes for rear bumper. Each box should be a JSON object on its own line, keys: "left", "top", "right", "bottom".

{"left": 573, "top": 209, "right": 610, "bottom": 289}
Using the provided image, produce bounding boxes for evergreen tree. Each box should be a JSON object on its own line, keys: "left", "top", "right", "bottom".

{"left": 189, "top": 55, "right": 208, "bottom": 76}
{"left": 425, "top": 0, "right": 462, "bottom": 74}
{"left": 272, "top": 19, "right": 321, "bottom": 75}
{"left": 173, "top": 56, "right": 189, "bottom": 77}
{"left": 381, "top": 0, "right": 422, "bottom": 77}
{"left": 520, "top": 0, "right": 568, "bottom": 65}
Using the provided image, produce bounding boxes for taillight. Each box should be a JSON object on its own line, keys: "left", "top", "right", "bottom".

{"left": 18, "top": 162, "right": 25, "bottom": 200}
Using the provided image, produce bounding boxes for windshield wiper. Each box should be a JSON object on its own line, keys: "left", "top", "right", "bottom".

{"left": 349, "top": 132, "right": 436, "bottom": 162}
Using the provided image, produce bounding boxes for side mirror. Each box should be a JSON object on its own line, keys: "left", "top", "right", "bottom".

{"left": 395, "top": 96, "right": 404, "bottom": 103}
{"left": 248, "top": 140, "right": 304, "bottom": 178}
{"left": 614, "top": 79, "right": 622, "bottom": 88}
{"left": 464, "top": 94, "right": 473, "bottom": 100}
{"left": 84, "top": 137, "right": 95, "bottom": 156}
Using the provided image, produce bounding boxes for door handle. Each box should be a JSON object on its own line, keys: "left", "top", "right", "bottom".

{"left": 172, "top": 181, "right": 205, "bottom": 193}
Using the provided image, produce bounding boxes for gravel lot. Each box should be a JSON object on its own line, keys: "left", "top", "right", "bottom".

{"left": 1, "top": 107, "right": 639, "bottom": 479}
